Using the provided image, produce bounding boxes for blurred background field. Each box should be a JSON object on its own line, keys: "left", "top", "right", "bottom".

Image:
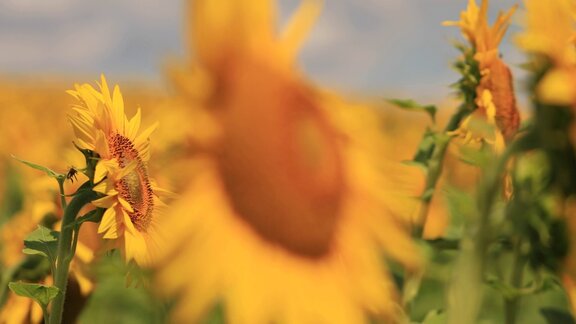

{"left": 4, "top": 1, "right": 573, "bottom": 324}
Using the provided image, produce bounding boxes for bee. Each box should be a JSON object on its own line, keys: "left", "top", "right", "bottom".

{"left": 66, "top": 167, "right": 78, "bottom": 183}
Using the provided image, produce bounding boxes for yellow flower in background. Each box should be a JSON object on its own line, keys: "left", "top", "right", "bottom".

{"left": 0, "top": 288, "right": 43, "bottom": 324}
{"left": 67, "top": 75, "right": 164, "bottom": 266}
{"left": 517, "top": 0, "right": 576, "bottom": 105}
{"left": 516, "top": 0, "right": 576, "bottom": 67}
{"left": 158, "top": 0, "right": 421, "bottom": 323}
{"left": 444, "top": 0, "right": 519, "bottom": 149}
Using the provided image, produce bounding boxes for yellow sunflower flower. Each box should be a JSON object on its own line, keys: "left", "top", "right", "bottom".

{"left": 157, "top": 0, "right": 421, "bottom": 323}
{"left": 67, "top": 75, "right": 164, "bottom": 266}
{"left": 516, "top": 0, "right": 576, "bottom": 105}
{"left": 444, "top": 0, "right": 519, "bottom": 150}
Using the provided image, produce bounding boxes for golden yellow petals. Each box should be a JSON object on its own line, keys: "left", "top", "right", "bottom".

{"left": 516, "top": 0, "right": 576, "bottom": 66}
{"left": 190, "top": 0, "right": 276, "bottom": 71}
{"left": 68, "top": 75, "right": 163, "bottom": 266}
{"left": 537, "top": 68, "right": 576, "bottom": 106}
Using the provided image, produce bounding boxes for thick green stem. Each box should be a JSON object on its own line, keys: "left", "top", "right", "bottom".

{"left": 42, "top": 305, "right": 49, "bottom": 324}
{"left": 448, "top": 136, "right": 533, "bottom": 324}
{"left": 49, "top": 189, "right": 97, "bottom": 324}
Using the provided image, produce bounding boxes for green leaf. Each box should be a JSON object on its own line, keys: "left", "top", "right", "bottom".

{"left": 387, "top": 98, "right": 437, "bottom": 122}
{"left": 540, "top": 308, "right": 576, "bottom": 324}
{"left": 22, "top": 226, "right": 60, "bottom": 267}
{"left": 8, "top": 282, "right": 59, "bottom": 309}
{"left": 411, "top": 129, "right": 438, "bottom": 167}
{"left": 0, "top": 162, "right": 24, "bottom": 224}
{"left": 443, "top": 186, "right": 474, "bottom": 239}
{"left": 458, "top": 145, "right": 493, "bottom": 168}
{"left": 75, "top": 208, "right": 105, "bottom": 226}
{"left": 11, "top": 155, "right": 64, "bottom": 180}
{"left": 421, "top": 309, "right": 447, "bottom": 324}
{"left": 421, "top": 188, "right": 435, "bottom": 201}
{"left": 78, "top": 252, "right": 167, "bottom": 324}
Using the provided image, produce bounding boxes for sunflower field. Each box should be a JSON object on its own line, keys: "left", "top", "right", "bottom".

{"left": 1, "top": 0, "right": 576, "bottom": 323}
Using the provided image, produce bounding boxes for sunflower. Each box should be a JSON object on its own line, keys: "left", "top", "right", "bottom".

{"left": 157, "top": 0, "right": 421, "bottom": 323}
{"left": 67, "top": 75, "right": 164, "bottom": 266}
{"left": 516, "top": 0, "right": 576, "bottom": 314}
{"left": 516, "top": 0, "right": 576, "bottom": 105}
{"left": 444, "top": 0, "right": 519, "bottom": 151}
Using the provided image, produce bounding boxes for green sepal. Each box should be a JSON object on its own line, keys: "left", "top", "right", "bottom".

{"left": 387, "top": 98, "right": 437, "bottom": 123}
{"left": 10, "top": 155, "right": 65, "bottom": 180}
{"left": 8, "top": 282, "right": 60, "bottom": 309}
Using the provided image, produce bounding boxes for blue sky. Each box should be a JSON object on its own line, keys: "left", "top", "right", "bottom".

{"left": 0, "top": 0, "right": 523, "bottom": 102}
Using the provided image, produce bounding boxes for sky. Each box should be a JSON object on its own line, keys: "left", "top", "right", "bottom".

{"left": 0, "top": 0, "right": 524, "bottom": 103}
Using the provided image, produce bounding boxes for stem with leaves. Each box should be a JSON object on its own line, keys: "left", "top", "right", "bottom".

{"left": 49, "top": 188, "right": 97, "bottom": 324}
{"left": 413, "top": 105, "right": 474, "bottom": 237}
{"left": 448, "top": 135, "right": 534, "bottom": 324}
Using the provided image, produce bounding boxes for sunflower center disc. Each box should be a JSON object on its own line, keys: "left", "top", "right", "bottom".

{"left": 109, "top": 133, "right": 154, "bottom": 232}
{"left": 216, "top": 60, "right": 345, "bottom": 259}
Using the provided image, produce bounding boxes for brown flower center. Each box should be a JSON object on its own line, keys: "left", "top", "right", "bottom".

{"left": 215, "top": 59, "right": 345, "bottom": 259}
{"left": 479, "top": 58, "right": 519, "bottom": 142}
{"left": 109, "top": 133, "right": 154, "bottom": 232}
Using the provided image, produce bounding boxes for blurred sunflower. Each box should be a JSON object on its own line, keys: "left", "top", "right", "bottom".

{"left": 516, "top": 0, "right": 576, "bottom": 313}
{"left": 516, "top": 0, "right": 576, "bottom": 105}
{"left": 158, "top": 0, "right": 421, "bottom": 323}
{"left": 444, "top": 0, "right": 519, "bottom": 151}
{"left": 67, "top": 76, "right": 164, "bottom": 266}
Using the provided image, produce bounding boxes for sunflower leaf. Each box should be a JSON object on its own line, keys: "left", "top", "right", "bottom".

{"left": 75, "top": 208, "right": 105, "bottom": 226}
{"left": 8, "top": 282, "right": 60, "bottom": 309}
{"left": 10, "top": 155, "right": 65, "bottom": 180}
{"left": 412, "top": 129, "right": 438, "bottom": 168}
{"left": 421, "top": 309, "right": 447, "bottom": 324}
{"left": 540, "top": 308, "right": 576, "bottom": 324}
{"left": 387, "top": 98, "right": 437, "bottom": 122}
{"left": 22, "top": 226, "right": 60, "bottom": 268}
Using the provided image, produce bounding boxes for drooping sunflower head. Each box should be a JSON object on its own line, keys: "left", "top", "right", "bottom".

{"left": 445, "top": 0, "right": 519, "bottom": 145}
{"left": 67, "top": 75, "right": 164, "bottom": 266}
{"left": 158, "top": 0, "right": 421, "bottom": 323}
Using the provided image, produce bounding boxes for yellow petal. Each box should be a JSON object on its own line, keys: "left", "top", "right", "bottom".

{"left": 537, "top": 68, "right": 576, "bottom": 105}
{"left": 127, "top": 107, "right": 142, "bottom": 140}
{"left": 279, "top": 0, "right": 322, "bottom": 61}
{"left": 122, "top": 208, "right": 137, "bottom": 234}
{"left": 92, "top": 194, "right": 118, "bottom": 208}
{"left": 93, "top": 180, "right": 118, "bottom": 195}
{"left": 98, "top": 206, "right": 119, "bottom": 234}
{"left": 119, "top": 197, "right": 134, "bottom": 213}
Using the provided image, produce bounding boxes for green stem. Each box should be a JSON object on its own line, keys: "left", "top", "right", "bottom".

{"left": 414, "top": 134, "right": 451, "bottom": 237}
{"left": 57, "top": 178, "right": 67, "bottom": 211}
{"left": 504, "top": 238, "right": 526, "bottom": 324}
{"left": 414, "top": 105, "right": 473, "bottom": 237}
{"left": 49, "top": 189, "right": 97, "bottom": 324}
{"left": 42, "top": 305, "right": 49, "bottom": 324}
{"left": 450, "top": 136, "right": 533, "bottom": 324}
